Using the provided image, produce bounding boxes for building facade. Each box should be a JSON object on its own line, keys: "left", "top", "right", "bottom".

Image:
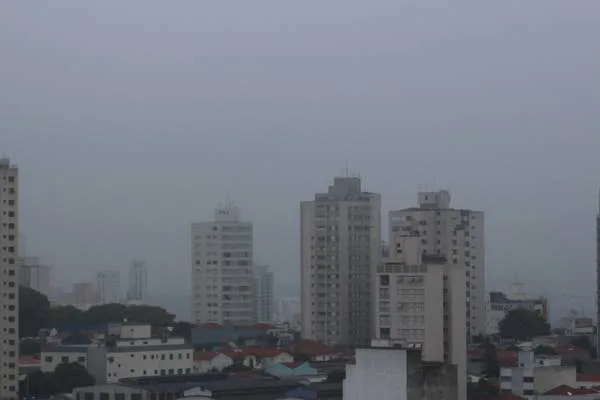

{"left": 0, "top": 158, "right": 19, "bottom": 399}
{"left": 41, "top": 324, "right": 194, "bottom": 383}
{"left": 97, "top": 270, "right": 121, "bottom": 304}
{"left": 191, "top": 201, "right": 255, "bottom": 325}
{"left": 300, "top": 176, "right": 381, "bottom": 347}
{"left": 71, "top": 282, "right": 100, "bottom": 310}
{"left": 375, "top": 236, "right": 466, "bottom": 400}
{"left": 253, "top": 265, "right": 274, "bottom": 323}
{"left": 127, "top": 260, "right": 148, "bottom": 305}
{"left": 389, "top": 190, "right": 485, "bottom": 340}
{"left": 19, "top": 256, "right": 53, "bottom": 297}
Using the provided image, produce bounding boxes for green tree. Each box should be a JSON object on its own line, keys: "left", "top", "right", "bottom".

{"left": 534, "top": 345, "right": 556, "bottom": 356}
{"left": 53, "top": 362, "right": 95, "bottom": 393}
{"left": 499, "top": 308, "right": 550, "bottom": 341}
{"left": 47, "top": 305, "right": 84, "bottom": 327}
{"left": 19, "top": 338, "right": 41, "bottom": 355}
{"left": 19, "top": 286, "right": 50, "bottom": 337}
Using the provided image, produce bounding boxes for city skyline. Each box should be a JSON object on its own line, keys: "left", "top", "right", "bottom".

{"left": 3, "top": 1, "right": 600, "bottom": 323}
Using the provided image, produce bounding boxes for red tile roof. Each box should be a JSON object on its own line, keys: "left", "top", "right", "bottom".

{"left": 544, "top": 384, "right": 600, "bottom": 395}
{"left": 246, "top": 347, "right": 290, "bottom": 358}
{"left": 194, "top": 351, "right": 222, "bottom": 361}
{"left": 578, "top": 373, "right": 600, "bottom": 382}
{"left": 19, "top": 356, "right": 40, "bottom": 365}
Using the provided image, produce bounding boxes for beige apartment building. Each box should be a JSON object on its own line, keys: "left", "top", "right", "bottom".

{"left": 191, "top": 202, "right": 255, "bottom": 326}
{"left": 300, "top": 176, "right": 381, "bottom": 347}
{"left": 375, "top": 235, "right": 467, "bottom": 400}
{"left": 389, "top": 190, "right": 485, "bottom": 340}
{"left": 0, "top": 158, "right": 19, "bottom": 400}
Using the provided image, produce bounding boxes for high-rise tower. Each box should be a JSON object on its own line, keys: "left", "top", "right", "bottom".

{"left": 300, "top": 176, "right": 382, "bottom": 346}
{"left": 0, "top": 158, "right": 19, "bottom": 399}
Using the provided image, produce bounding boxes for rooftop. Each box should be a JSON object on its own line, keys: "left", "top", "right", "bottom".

{"left": 544, "top": 384, "right": 600, "bottom": 395}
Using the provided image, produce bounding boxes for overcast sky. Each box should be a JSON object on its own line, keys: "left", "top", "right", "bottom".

{"left": 2, "top": 1, "right": 600, "bottom": 320}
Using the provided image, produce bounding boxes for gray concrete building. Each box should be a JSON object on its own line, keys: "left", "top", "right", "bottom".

{"left": 300, "top": 176, "right": 381, "bottom": 347}
{"left": 375, "top": 235, "right": 467, "bottom": 400}
{"left": 389, "top": 190, "right": 485, "bottom": 340}
{"left": 0, "top": 158, "right": 19, "bottom": 400}
{"left": 253, "top": 265, "right": 274, "bottom": 323}
{"left": 191, "top": 201, "right": 255, "bottom": 326}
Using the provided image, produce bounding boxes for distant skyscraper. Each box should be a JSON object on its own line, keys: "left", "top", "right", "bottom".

{"left": 389, "top": 190, "right": 485, "bottom": 340}
{"left": 127, "top": 260, "right": 147, "bottom": 305}
{"left": 191, "top": 201, "right": 255, "bottom": 325}
{"left": 71, "top": 282, "right": 100, "bottom": 310}
{"left": 300, "top": 176, "right": 382, "bottom": 346}
{"left": 0, "top": 158, "right": 19, "bottom": 399}
{"left": 96, "top": 270, "right": 121, "bottom": 304}
{"left": 253, "top": 265, "right": 274, "bottom": 323}
{"left": 19, "top": 256, "right": 53, "bottom": 297}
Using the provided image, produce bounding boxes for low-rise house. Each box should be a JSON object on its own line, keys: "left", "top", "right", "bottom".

{"left": 41, "top": 323, "right": 194, "bottom": 383}
{"left": 576, "top": 373, "right": 600, "bottom": 388}
{"left": 223, "top": 348, "right": 293, "bottom": 369}
{"left": 193, "top": 352, "right": 233, "bottom": 373}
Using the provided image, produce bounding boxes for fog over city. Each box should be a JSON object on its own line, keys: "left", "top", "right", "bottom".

{"left": 2, "top": 1, "right": 600, "bottom": 320}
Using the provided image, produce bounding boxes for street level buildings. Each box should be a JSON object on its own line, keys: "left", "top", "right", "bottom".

{"left": 389, "top": 190, "right": 485, "bottom": 340}
{"left": 191, "top": 201, "right": 255, "bottom": 325}
{"left": 0, "top": 158, "right": 19, "bottom": 400}
{"left": 300, "top": 176, "right": 381, "bottom": 347}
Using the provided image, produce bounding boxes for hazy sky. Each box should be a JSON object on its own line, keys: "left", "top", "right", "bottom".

{"left": 2, "top": 1, "right": 600, "bottom": 319}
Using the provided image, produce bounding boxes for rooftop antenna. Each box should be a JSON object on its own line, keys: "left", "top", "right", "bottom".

{"left": 344, "top": 160, "right": 350, "bottom": 177}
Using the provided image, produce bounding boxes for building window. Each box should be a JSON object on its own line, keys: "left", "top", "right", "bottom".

{"left": 379, "top": 275, "right": 389, "bottom": 286}
{"left": 61, "top": 356, "right": 69, "bottom": 363}
{"left": 99, "top": 393, "right": 109, "bottom": 400}
{"left": 84, "top": 393, "right": 95, "bottom": 400}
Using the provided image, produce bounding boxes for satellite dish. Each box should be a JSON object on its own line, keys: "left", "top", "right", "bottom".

{"left": 123, "top": 318, "right": 128, "bottom": 323}
{"left": 50, "top": 328, "right": 58, "bottom": 337}
{"left": 166, "top": 326, "right": 174, "bottom": 333}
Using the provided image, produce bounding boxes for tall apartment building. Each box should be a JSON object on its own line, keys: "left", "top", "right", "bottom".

{"left": 253, "top": 265, "right": 274, "bottom": 323}
{"left": 191, "top": 201, "right": 255, "bottom": 325}
{"left": 127, "top": 259, "right": 148, "bottom": 305}
{"left": 597, "top": 193, "right": 600, "bottom": 351}
{"left": 96, "top": 270, "right": 121, "bottom": 304}
{"left": 375, "top": 235, "right": 466, "bottom": 400}
{"left": 19, "top": 256, "right": 53, "bottom": 297}
{"left": 389, "top": 190, "right": 485, "bottom": 340}
{"left": 0, "top": 158, "right": 19, "bottom": 399}
{"left": 300, "top": 176, "right": 381, "bottom": 347}
{"left": 71, "top": 282, "right": 100, "bottom": 310}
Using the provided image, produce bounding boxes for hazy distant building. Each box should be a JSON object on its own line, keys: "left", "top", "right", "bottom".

{"left": 276, "top": 297, "right": 300, "bottom": 325}
{"left": 375, "top": 235, "right": 466, "bottom": 400}
{"left": 19, "top": 256, "right": 53, "bottom": 297}
{"left": 127, "top": 260, "right": 147, "bottom": 305}
{"left": 191, "top": 201, "right": 255, "bottom": 325}
{"left": 72, "top": 282, "right": 100, "bottom": 310}
{"left": 253, "top": 265, "right": 274, "bottom": 323}
{"left": 389, "top": 190, "right": 485, "bottom": 340}
{"left": 96, "top": 270, "right": 121, "bottom": 304}
{"left": 597, "top": 192, "right": 600, "bottom": 351}
{"left": 0, "top": 158, "right": 19, "bottom": 399}
{"left": 300, "top": 176, "right": 382, "bottom": 346}
{"left": 486, "top": 291, "right": 549, "bottom": 336}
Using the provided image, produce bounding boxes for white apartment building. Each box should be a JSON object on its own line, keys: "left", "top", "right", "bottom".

{"left": 343, "top": 339, "right": 459, "bottom": 400}
{"left": 500, "top": 350, "right": 576, "bottom": 400}
{"left": 389, "top": 190, "right": 485, "bottom": 340}
{"left": 300, "top": 176, "right": 381, "bottom": 347}
{"left": 0, "top": 158, "right": 19, "bottom": 400}
{"left": 253, "top": 265, "right": 274, "bottom": 323}
{"left": 375, "top": 235, "right": 466, "bottom": 400}
{"left": 19, "top": 256, "right": 53, "bottom": 297}
{"left": 127, "top": 260, "right": 147, "bottom": 305}
{"left": 41, "top": 323, "right": 194, "bottom": 383}
{"left": 97, "top": 270, "right": 121, "bottom": 304}
{"left": 191, "top": 201, "right": 255, "bottom": 325}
